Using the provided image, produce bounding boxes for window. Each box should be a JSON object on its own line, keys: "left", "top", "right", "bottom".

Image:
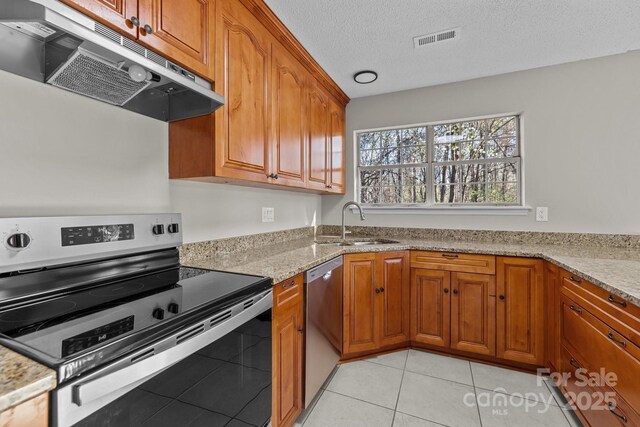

{"left": 357, "top": 115, "right": 521, "bottom": 207}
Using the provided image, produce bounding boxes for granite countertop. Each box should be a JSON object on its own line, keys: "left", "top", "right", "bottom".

{"left": 0, "top": 346, "right": 56, "bottom": 412}
{"left": 184, "top": 236, "right": 640, "bottom": 307}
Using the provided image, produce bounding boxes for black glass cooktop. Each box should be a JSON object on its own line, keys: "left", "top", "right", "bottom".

{"left": 0, "top": 261, "right": 270, "bottom": 365}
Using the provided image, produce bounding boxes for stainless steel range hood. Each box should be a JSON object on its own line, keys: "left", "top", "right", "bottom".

{"left": 0, "top": 0, "right": 224, "bottom": 121}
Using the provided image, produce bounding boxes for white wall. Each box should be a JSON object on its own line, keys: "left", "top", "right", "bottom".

{"left": 323, "top": 52, "right": 640, "bottom": 234}
{"left": 0, "top": 70, "right": 321, "bottom": 243}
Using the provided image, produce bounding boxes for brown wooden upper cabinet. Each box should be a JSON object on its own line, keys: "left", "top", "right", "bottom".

{"left": 496, "top": 257, "right": 545, "bottom": 365}
{"left": 343, "top": 252, "right": 410, "bottom": 357}
{"left": 60, "top": 0, "right": 215, "bottom": 79}
{"left": 168, "top": 0, "right": 348, "bottom": 194}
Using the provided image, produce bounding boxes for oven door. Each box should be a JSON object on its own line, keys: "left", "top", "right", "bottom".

{"left": 52, "top": 290, "right": 273, "bottom": 427}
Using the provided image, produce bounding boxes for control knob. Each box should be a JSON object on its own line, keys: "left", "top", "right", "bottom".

{"left": 152, "top": 224, "right": 165, "bottom": 235}
{"left": 167, "top": 223, "right": 179, "bottom": 234}
{"left": 167, "top": 303, "right": 179, "bottom": 314}
{"left": 6, "top": 233, "right": 31, "bottom": 249}
{"left": 152, "top": 308, "right": 165, "bottom": 320}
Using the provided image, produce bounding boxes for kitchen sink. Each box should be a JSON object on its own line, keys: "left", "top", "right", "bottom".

{"left": 314, "top": 238, "right": 400, "bottom": 246}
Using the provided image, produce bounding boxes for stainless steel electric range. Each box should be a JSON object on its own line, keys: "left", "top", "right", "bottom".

{"left": 0, "top": 214, "right": 273, "bottom": 427}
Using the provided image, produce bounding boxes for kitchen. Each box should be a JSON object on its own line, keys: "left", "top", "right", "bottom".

{"left": 0, "top": 0, "right": 639, "bottom": 426}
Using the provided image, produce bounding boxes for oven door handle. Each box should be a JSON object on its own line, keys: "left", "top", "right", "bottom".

{"left": 71, "top": 289, "right": 272, "bottom": 407}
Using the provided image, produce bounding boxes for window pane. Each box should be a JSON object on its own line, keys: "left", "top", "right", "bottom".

{"left": 461, "top": 183, "right": 487, "bottom": 203}
{"left": 360, "top": 170, "right": 380, "bottom": 188}
{"left": 401, "top": 127, "right": 427, "bottom": 147}
{"left": 487, "top": 183, "right": 518, "bottom": 203}
{"left": 434, "top": 164, "right": 458, "bottom": 186}
{"left": 381, "top": 186, "right": 402, "bottom": 204}
{"left": 402, "top": 186, "right": 427, "bottom": 203}
{"left": 435, "top": 184, "right": 459, "bottom": 204}
{"left": 486, "top": 161, "right": 518, "bottom": 183}
{"left": 434, "top": 121, "right": 482, "bottom": 144}
{"left": 401, "top": 167, "right": 427, "bottom": 186}
{"left": 381, "top": 169, "right": 402, "bottom": 186}
{"left": 360, "top": 186, "right": 380, "bottom": 204}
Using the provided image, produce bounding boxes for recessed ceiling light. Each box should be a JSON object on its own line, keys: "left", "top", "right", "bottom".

{"left": 354, "top": 70, "right": 378, "bottom": 84}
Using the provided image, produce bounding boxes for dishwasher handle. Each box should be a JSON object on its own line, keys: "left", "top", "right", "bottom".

{"left": 305, "top": 256, "right": 343, "bottom": 283}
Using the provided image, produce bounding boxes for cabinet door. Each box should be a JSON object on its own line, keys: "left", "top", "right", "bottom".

{"left": 60, "top": 0, "right": 138, "bottom": 37}
{"left": 450, "top": 272, "right": 496, "bottom": 356}
{"left": 138, "top": 0, "right": 214, "bottom": 79}
{"left": 272, "top": 306, "right": 303, "bottom": 427}
{"left": 327, "top": 98, "right": 345, "bottom": 194}
{"left": 497, "top": 257, "right": 545, "bottom": 365}
{"left": 343, "top": 253, "right": 378, "bottom": 355}
{"left": 378, "top": 252, "right": 410, "bottom": 347}
{"left": 545, "top": 262, "right": 561, "bottom": 371}
{"left": 307, "top": 83, "right": 329, "bottom": 191}
{"left": 271, "top": 43, "right": 307, "bottom": 188}
{"left": 411, "top": 269, "right": 451, "bottom": 348}
{"left": 215, "top": 0, "right": 271, "bottom": 183}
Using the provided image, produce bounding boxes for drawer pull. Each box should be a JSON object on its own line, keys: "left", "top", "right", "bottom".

{"left": 607, "top": 295, "right": 628, "bottom": 308}
{"left": 375, "top": 288, "right": 381, "bottom": 294}
{"left": 569, "top": 357, "right": 580, "bottom": 369}
{"left": 282, "top": 280, "right": 296, "bottom": 289}
{"left": 442, "top": 253, "right": 459, "bottom": 259}
{"left": 569, "top": 275, "right": 582, "bottom": 283}
{"left": 444, "top": 288, "right": 449, "bottom": 294}
{"left": 608, "top": 402, "right": 628, "bottom": 423}
{"left": 453, "top": 289, "right": 459, "bottom": 295}
{"left": 499, "top": 295, "right": 505, "bottom": 301}
{"left": 607, "top": 331, "right": 627, "bottom": 347}
{"left": 569, "top": 304, "right": 582, "bottom": 314}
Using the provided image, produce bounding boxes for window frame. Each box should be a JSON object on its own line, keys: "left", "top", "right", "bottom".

{"left": 355, "top": 113, "right": 525, "bottom": 210}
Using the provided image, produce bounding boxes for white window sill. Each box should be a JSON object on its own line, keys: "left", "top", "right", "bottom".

{"left": 350, "top": 205, "right": 532, "bottom": 215}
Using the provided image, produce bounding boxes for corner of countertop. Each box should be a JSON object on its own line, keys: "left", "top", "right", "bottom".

{"left": 0, "top": 346, "right": 56, "bottom": 413}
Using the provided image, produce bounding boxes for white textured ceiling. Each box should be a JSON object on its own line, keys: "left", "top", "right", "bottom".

{"left": 264, "top": 0, "right": 640, "bottom": 98}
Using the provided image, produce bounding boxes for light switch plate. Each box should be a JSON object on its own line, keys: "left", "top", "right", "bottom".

{"left": 262, "top": 207, "right": 275, "bottom": 223}
{"left": 536, "top": 207, "right": 548, "bottom": 222}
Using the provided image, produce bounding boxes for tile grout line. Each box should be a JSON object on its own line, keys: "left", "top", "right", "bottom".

{"left": 391, "top": 351, "right": 410, "bottom": 426}
{"left": 469, "top": 362, "right": 484, "bottom": 427}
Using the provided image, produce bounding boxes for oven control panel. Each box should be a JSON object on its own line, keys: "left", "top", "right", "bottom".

{"left": 61, "top": 224, "right": 135, "bottom": 246}
{"left": 62, "top": 316, "right": 135, "bottom": 357}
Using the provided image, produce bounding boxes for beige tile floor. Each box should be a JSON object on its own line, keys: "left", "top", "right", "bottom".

{"left": 298, "top": 349, "right": 583, "bottom": 427}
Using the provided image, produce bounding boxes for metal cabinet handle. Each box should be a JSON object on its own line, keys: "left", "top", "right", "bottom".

{"left": 298, "top": 327, "right": 304, "bottom": 333}
{"left": 499, "top": 295, "right": 505, "bottom": 301}
{"left": 442, "top": 253, "right": 459, "bottom": 259}
{"left": 569, "top": 357, "right": 580, "bottom": 369}
{"left": 143, "top": 24, "right": 153, "bottom": 34}
{"left": 569, "top": 275, "right": 582, "bottom": 283}
{"left": 607, "top": 331, "right": 626, "bottom": 347}
{"left": 380, "top": 287, "right": 385, "bottom": 293}
{"left": 375, "top": 288, "right": 380, "bottom": 294}
{"left": 129, "top": 16, "right": 140, "bottom": 27}
{"left": 444, "top": 288, "right": 449, "bottom": 294}
{"left": 282, "top": 280, "right": 296, "bottom": 289}
{"left": 608, "top": 295, "right": 628, "bottom": 308}
{"left": 452, "top": 289, "right": 458, "bottom": 295}
{"left": 608, "top": 402, "right": 628, "bottom": 423}
{"left": 326, "top": 184, "right": 333, "bottom": 189}
{"left": 569, "top": 304, "right": 582, "bottom": 314}
{"left": 267, "top": 173, "right": 279, "bottom": 179}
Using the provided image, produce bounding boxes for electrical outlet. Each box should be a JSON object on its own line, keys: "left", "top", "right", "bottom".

{"left": 536, "top": 207, "right": 548, "bottom": 222}
{"left": 262, "top": 207, "right": 274, "bottom": 223}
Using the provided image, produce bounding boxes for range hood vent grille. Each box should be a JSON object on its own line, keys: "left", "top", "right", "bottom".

{"left": 48, "top": 48, "right": 150, "bottom": 106}
{"left": 413, "top": 28, "right": 460, "bottom": 48}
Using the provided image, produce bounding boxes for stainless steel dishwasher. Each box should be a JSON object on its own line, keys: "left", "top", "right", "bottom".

{"left": 304, "top": 256, "right": 343, "bottom": 407}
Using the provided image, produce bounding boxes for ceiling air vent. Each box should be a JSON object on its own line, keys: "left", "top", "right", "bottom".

{"left": 413, "top": 28, "right": 460, "bottom": 48}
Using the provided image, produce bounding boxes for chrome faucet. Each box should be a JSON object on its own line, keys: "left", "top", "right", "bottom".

{"left": 341, "top": 201, "right": 366, "bottom": 240}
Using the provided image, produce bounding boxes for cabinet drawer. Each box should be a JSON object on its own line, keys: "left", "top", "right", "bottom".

{"left": 560, "top": 270, "right": 640, "bottom": 348}
{"left": 274, "top": 274, "right": 303, "bottom": 313}
{"left": 410, "top": 251, "right": 495, "bottom": 274}
{"left": 560, "top": 346, "right": 640, "bottom": 427}
{"left": 561, "top": 294, "right": 640, "bottom": 410}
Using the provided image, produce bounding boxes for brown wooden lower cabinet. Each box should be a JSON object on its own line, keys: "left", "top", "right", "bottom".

{"left": 545, "top": 261, "right": 561, "bottom": 371}
{"left": 450, "top": 272, "right": 496, "bottom": 356}
{"left": 272, "top": 275, "right": 304, "bottom": 427}
{"left": 343, "top": 252, "right": 410, "bottom": 357}
{"left": 496, "top": 256, "right": 545, "bottom": 365}
{"left": 411, "top": 269, "right": 495, "bottom": 357}
{"left": 0, "top": 393, "right": 48, "bottom": 427}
